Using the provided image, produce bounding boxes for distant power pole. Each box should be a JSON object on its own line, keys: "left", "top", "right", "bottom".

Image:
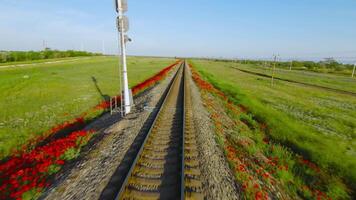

{"left": 42, "top": 40, "right": 47, "bottom": 50}
{"left": 289, "top": 60, "right": 293, "bottom": 71}
{"left": 102, "top": 40, "right": 106, "bottom": 55}
{"left": 264, "top": 61, "right": 268, "bottom": 74}
{"left": 352, "top": 63, "right": 356, "bottom": 78}
{"left": 271, "top": 55, "right": 278, "bottom": 86}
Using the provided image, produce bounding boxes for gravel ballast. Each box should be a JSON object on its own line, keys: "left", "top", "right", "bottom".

{"left": 41, "top": 64, "right": 239, "bottom": 200}
{"left": 41, "top": 67, "right": 178, "bottom": 200}
{"left": 187, "top": 66, "right": 240, "bottom": 200}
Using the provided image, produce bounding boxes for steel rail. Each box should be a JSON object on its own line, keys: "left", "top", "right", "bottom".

{"left": 181, "top": 62, "right": 186, "bottom": 200}
{"left": 116, "top": 62, "right": 185, "bottom": 200}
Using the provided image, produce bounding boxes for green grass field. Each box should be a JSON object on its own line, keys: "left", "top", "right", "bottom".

{"left": 0, "top": 56, "right": 175, "bottom": 158}
{"left": 0, "top": 56, "right": 93, "bottom": 67}
{"left": 191, "top": 59, "right": 356, "bottom": 197}
{"left": 234, "top": 63, "right": 356, "bottom": 93}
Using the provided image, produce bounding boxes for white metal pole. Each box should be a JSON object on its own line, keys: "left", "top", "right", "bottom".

{"left": 352, "top": 64, "right": 356, "bottom": 78}
{"left": 119, "top": 16, "right": 131, "bottom": 114}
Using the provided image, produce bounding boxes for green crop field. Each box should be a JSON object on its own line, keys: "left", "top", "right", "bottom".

{"left": 191, "top": 59, "right": 356, "bottom": 198}
{"left": 0, "top": 56, "right": 175, "bottom": 158}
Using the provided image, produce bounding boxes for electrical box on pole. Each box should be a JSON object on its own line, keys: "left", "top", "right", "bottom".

{"left": 116, "top": 16, "right": 129, "bottom": 33}
{"left": 115, "top": 0, "right": 132, "bottom": 115}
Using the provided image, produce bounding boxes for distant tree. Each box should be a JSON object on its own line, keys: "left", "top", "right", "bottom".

{"left": 0, "top": 50, "right": 100, "bottom": 63}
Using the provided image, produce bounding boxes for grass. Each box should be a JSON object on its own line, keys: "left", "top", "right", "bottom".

{"left": 0, "top": 56, "right": 94, "bottom": 67}
{"left": 0, "top": 56, "right": 175, "bottom": 158}
{"left": 191, "top": 59, "right": 356, "bottom": 198}
{"left": 234, "top": 62, "right": 356, "bottom": 93}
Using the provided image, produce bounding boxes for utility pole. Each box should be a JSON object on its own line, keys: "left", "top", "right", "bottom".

{"left": 266, "top": 61, "right": 270, "bottom": 74}
{"left": 271, "top": 55, "right": 278, "bottom": 86}
{"left": 289, "top": 60, "right": 293, "bottom": 71}
{"left": 102, "top": 40, "right": 105, "bottom": 55}
{"left": 42, "top": 40, "right": 48, "bottom": 50}
{"left": 264, "top": 61, "right": 268, "bottom": 74}
{"left": 115, "top": 0, "right": 132, "bottom": 115}
{"left": 352, "top": 63, "right": 356, "bottom": 78}
{"left": 42, "top": 40, "right": 45, "bottom": 50}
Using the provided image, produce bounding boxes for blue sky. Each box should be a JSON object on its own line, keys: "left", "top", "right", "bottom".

{"left": 0, "top": 0, "right": 356, "bottom": 61}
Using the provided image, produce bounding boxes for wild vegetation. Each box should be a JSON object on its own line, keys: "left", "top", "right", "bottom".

{"left": 0, "top": 130, "right": 95, "bottom": 199}
{"left": 190, "top": 59, "right": 356, "bottom": 199}
{"left": 0, "top": 50, "right": 101, "bottom": 63}
{"left": 0, "top": 56, "right": 175, "bottom": 159}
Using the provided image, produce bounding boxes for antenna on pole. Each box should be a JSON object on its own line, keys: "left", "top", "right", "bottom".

{"left": 115, "top": 0, "right": 132, "bottom": 115}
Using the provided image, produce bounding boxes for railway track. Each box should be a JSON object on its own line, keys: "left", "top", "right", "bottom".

{"left": 115, "top": 61, "right": 203, "bottom": 200}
